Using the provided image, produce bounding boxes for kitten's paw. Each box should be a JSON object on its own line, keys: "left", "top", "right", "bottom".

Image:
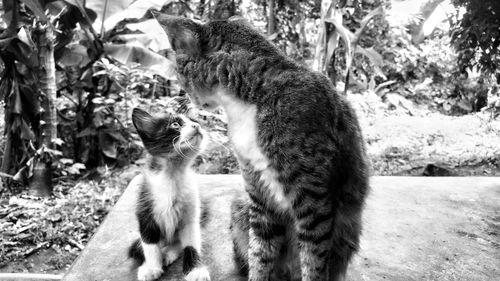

{"left": 185, "top": 266, "right": 211, "bottom": 281}
{"left": 137, "top": 264, "right": 163, "bottom": 281}
{"left": 164, "top": 248, "right": 180, "bottom": 266}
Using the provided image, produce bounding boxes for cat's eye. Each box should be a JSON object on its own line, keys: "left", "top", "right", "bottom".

{"left": 170, "top": 122, "right": 181, "bottom": 129}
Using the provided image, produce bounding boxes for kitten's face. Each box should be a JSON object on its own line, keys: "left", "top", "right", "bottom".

{"left": 132, "top": 108, "right": 205, "bottom": 159}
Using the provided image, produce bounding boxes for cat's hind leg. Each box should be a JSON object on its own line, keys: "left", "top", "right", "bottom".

{"left": 231, "top": 195, "right": 297, "bottom": 281}
{"left": 292, "top": 189, "right": 335, "bottom": 281}
{"left": 230, "top": 196, "right": 250, "bottom": 275}
{"left": 246, "top": 194, "right": 287, "bottom": 281}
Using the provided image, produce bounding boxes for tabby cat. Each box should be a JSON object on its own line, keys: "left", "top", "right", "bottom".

{"left": 129, "top": 108, "right": 210, "bottom": 281}
{"left": 157, "top": 15, "right": 369, "bottom": 281}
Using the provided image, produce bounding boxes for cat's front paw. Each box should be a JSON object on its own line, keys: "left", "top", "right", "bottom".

{"left": 137, "top": 264, "right": 163, "bottom": 281}
{"left": 185, "top": 266, "right": 211, "bottom": 281}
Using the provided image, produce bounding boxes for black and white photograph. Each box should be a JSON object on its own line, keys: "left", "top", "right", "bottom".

{"left": 0, "top": 0, "right": 498, "bottom": 280}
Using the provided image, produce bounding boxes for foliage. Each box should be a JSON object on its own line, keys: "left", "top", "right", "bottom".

{"left": 381, "top": 25, "right": 494, "bottom": 115}
{"left": 311, "top": 0, "right": 388, "bottom": 92}
{"left": 450, "top": 0, "right": 500, "bottom": 82}
{"left": 0, "top": 0, "right": 179, "bottom": 193}
{"left": 0, "top": 0, "right": 99, "bottom": 194}
{"left": 78, "top": 0, "right": 175, "bottom": 32}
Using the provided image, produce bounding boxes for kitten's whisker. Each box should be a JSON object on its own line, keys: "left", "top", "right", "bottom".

{"left": 172, "top": 136, "right": 188, "bottom": 159}
{"left": 207, "top": 134, "right": 231, "bottom": 152}
{"left": 185, "top": 140, "right": 202, "bottom": 153}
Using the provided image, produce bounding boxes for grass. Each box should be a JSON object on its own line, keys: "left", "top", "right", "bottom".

{"left": 348, "top": 92, "right": 500, "bottom": 176}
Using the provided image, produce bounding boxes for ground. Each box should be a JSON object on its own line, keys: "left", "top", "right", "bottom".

{"left": 62, "top": 176, "right": 500, "bottom": 281}
{"left": 348, "top": 92, "right": 500, "bottom": 176}
{"left": 0, "top": 93, "right": 499, "bottom": 275}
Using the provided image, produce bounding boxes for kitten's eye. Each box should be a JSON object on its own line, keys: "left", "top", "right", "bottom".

{"left": 170, "top": 122, "right": 181, "bottom": 129}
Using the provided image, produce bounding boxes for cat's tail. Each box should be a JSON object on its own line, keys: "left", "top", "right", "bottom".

{"left": 128, "top": 239, "right": 145, "bottom": 264}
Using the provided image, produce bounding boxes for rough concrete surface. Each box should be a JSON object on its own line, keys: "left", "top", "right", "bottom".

{"left": 62, "top": 176, "right": 500, "bottom": 281}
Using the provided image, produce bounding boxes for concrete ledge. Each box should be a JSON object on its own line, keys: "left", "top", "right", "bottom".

{"left": 62, "top": 176, "right": 500, "bottom": 281}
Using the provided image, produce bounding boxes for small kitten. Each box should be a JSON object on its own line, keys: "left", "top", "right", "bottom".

{"left": 128, "top": 108, "right": 210, "bottom": 281}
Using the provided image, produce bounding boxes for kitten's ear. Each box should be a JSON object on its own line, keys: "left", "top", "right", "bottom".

{"left": 132, "top": 108, "right": 154, "bottom": 137}
{"left": 156, "top": 14, "right": 202, "bottom": 57}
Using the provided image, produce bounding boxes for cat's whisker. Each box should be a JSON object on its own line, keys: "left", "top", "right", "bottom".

{"left": 172, "top": 136, "right": 188, "bottom": 159}
{"left": 207, "top": 134, "right": 231, "bottom": 152}
{"left": 185, "top": 140, "right": 203, "bottom": 154}
{"left": 183, "top": 141, "right": 196, "bottom": 154}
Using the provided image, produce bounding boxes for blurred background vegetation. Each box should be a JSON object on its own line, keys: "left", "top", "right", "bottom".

{"left": 0, "top": 0, "right": 499, "bottom": 274}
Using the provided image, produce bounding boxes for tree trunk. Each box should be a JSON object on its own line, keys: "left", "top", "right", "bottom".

{"left": 30, "top": 22, "right": 58, "bottom": 197}
{"left": 0, "top": 67, "right": 14, "bottom": 183}
{"left": 267, "top": 0, "right": 276, "bottom": 36}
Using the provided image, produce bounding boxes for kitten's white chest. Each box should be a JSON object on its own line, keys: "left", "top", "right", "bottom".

{"left": 145, "top": 171, "right": 186, "bottom": 240}
{"left": 218, "top": 94, "right": 290, "bottom": 210}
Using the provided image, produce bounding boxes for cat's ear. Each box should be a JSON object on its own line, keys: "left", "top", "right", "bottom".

{"left": 156, "top": 15, "right": 202, "bottom": 57}
{"left": 132, "top": 108, "right": 154, "bottom": 138}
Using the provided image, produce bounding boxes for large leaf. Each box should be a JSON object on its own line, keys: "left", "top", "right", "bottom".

{"left": 1, "top": 27, "right": 38, "bottom": 68}
{"left": 69, "top": 0, "right": 174, "bottom": 33}
{"left": 57, "top": 43, "right": 91, "bottom": 67}
{"left": 16, "top": 26, "right": 35, "bottom": 49}
{"left": 101, "top": 0, "right": 174, "bottom": 32}
{"left": 0, "top": 74, "right": 11, "bottom": 101}
{"left": 98, "top": 129, "right": 117, "bottom": 159}
{"left": 324, "top": 31, "right": 339, "bottom": 71}
{"left": 353, "top": 6, "right": 384, "bottom": 44}
{"left": 10, "top": 76, "right": 22, "bottom": 115}
{"left": 123, "top": 19, "right": 171, "bottom": 51}
{"left": 18, "top": 82, "right": 40, "bottom": 123}
{"left": 412, "top": 0, "right": 447, "bottom": 44}
{"left": 9, "top": 33, "right": 39, "bottom": 67}
{"left": 19, "top": 0, "right": 48, "bottom": 21}
{"left": 47, "top": 1, "right": 97, "bottom": 28}
{"left": 0, "top": 0, "right": 19, "bottom": 39}
{"left": 325, "top": 13, "right": 353, "bottom": 71}
{"left": 324, "top": 8, "right": 343, "bottom": 73}
{"left": 104, "top": 42, "right": 176, "bottom": 79}
{"left": 312, "top": 0, "right": 333, "bottom": 72}
{"left": 63, "top": 0, "right": 100, "bottom": 38}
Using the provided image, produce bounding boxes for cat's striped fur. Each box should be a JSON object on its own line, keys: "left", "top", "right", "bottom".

{"left": 129, "top": 108, "right": 210, "bottom": 281}
{"left": 158, "top": 15, "right": 369, "bottom": 281}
